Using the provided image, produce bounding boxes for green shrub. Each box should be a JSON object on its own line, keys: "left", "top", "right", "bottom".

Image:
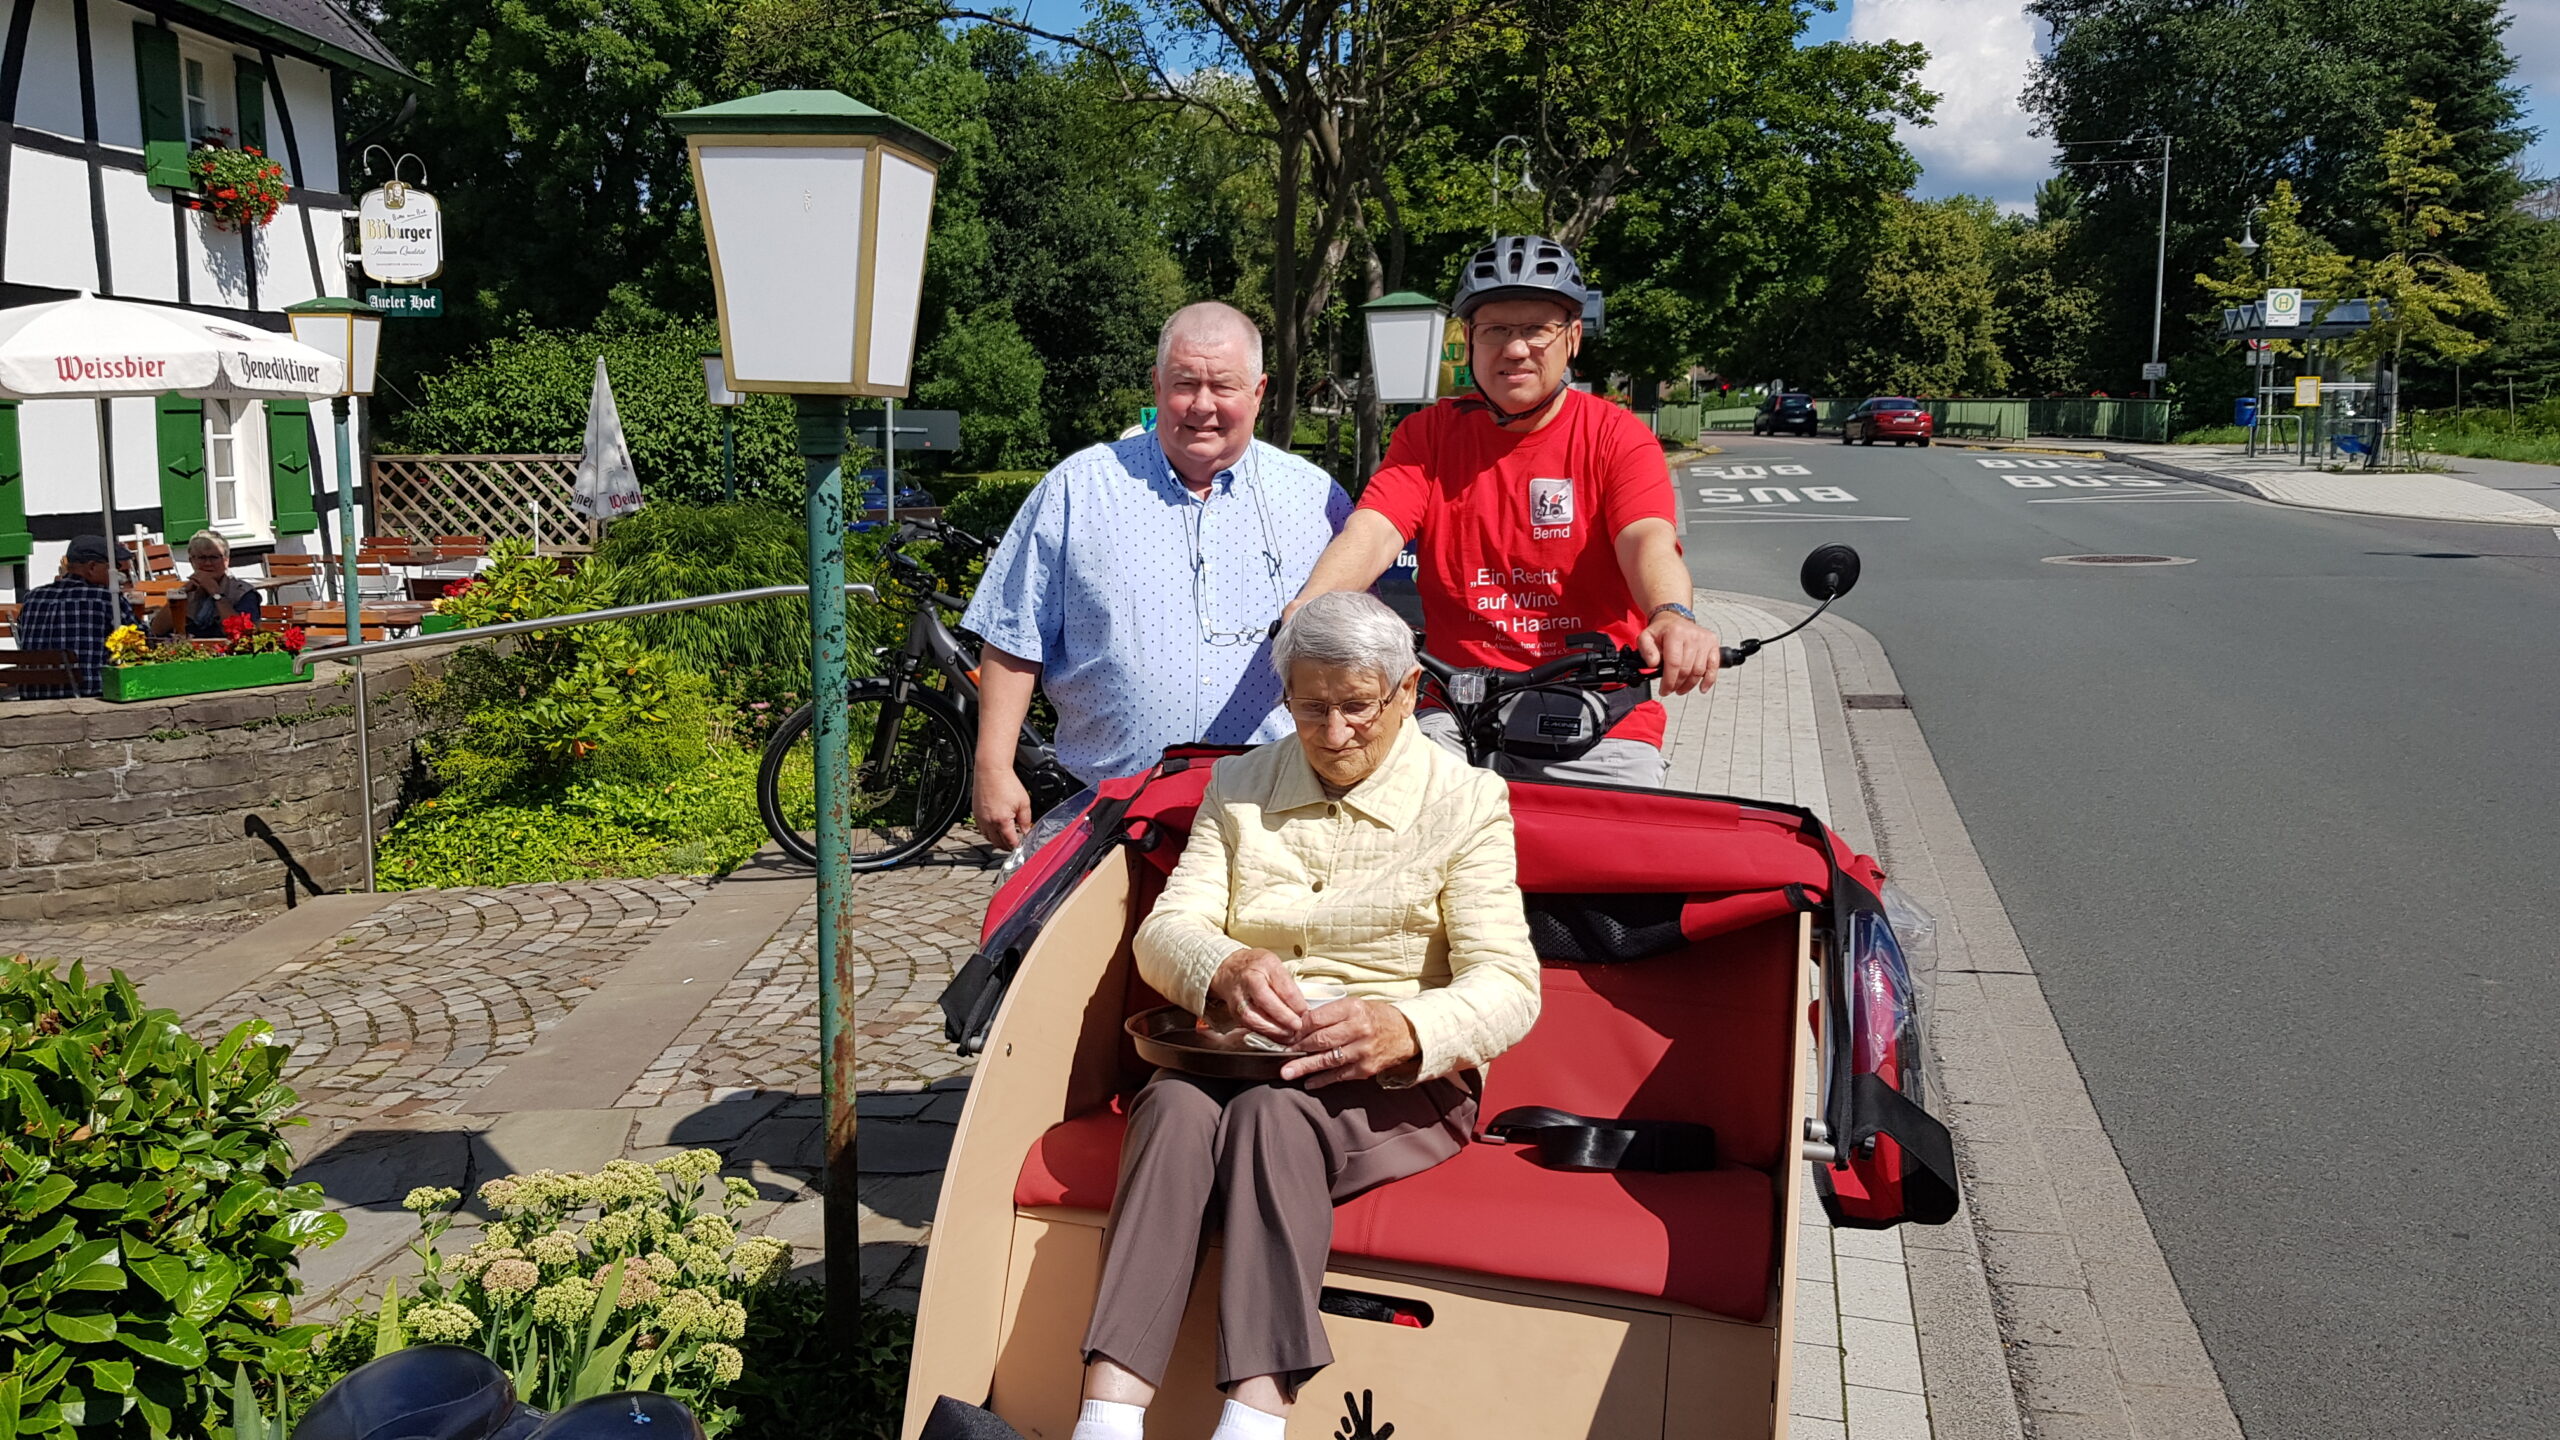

{"left": 385, "top": 321, "right": 833, "bottom": 509}
{"left": 378, "top": 745, "right": 771, "bottom": 889}
{"left": 0, "top": 960, "right": 344, "bottom": 1439}
{"left": 942, "top": 475, "right": 1041, "bottom": 546}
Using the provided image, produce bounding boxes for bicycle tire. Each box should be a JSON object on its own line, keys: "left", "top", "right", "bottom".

{"left": 757, "top": 682, "right": 973, "bottom": 871}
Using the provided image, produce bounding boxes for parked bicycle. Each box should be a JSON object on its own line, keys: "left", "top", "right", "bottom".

{"left": 756, "top": 518, "right": 1080, "bottom": 870}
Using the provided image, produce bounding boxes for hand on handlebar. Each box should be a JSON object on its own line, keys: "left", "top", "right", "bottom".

{"left": 1641, "top": 610, "right": 1722, "bottom": 696}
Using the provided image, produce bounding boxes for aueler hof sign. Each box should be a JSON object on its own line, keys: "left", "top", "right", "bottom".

{"left": 360, "top": 181, "right": 444, "bottom": 284}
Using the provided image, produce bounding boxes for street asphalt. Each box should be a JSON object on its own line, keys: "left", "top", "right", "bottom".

{"left": 1673, "top": 432, "right": 2560, "bottom": 1440}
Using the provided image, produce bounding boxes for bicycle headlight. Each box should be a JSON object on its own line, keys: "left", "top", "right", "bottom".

{"left": 1449, "top": 669, "right": 1489, "bottom": 707}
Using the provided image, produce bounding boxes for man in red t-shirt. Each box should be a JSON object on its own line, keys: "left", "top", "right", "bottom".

{"left": 1288, "top": 235, "right": 1719, "bottom": 785}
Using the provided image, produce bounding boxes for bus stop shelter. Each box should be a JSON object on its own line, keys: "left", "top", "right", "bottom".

{"left": 2220, "top": 298, "right": 2394, "bottom": 467}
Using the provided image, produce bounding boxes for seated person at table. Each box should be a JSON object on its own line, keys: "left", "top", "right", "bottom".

{"left": 14, "top": 535, "right": 137, "bottom": 698}
{"left": 148, "top": 531, "right": 263, "bottom": 640}
{"left": 1068, "top": 591, "right": 1540, "bottom": 1440}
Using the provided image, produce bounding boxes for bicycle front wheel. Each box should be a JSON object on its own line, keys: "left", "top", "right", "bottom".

{"left": 757, "top": 682, "right": 973, "bottom": 870}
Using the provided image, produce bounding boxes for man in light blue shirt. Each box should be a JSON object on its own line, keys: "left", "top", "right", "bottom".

{"left": 967, "top": 302, "right": 1353, "bottom": 847}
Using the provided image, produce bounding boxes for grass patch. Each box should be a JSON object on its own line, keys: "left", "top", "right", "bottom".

{"left": 2406, "top": 430, "right": 2560, "bottom": 466}
{"left": 377, "top": 743, "right": 771, "bottom": 888}
{"left": 2174, "top": 424, "right": 2251, "bottom": 444}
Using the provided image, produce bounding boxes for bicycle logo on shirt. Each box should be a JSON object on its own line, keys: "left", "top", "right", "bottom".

{"left": 1529, "top": 476, "right": 1574, "bottom": 536}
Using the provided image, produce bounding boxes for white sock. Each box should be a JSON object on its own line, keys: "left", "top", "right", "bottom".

{"left": 1071, "top": 1398, "right": 1146, "bottom": 1440}
{"left": 1210, "top": 1399, "right": 1287, "bottom": 1440}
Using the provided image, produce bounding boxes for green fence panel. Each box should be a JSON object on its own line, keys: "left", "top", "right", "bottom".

{"left": 2026, "top": 399, "right": 2170, "bottom": 443}
{"left": 1918, "top": 398, "right": 2027, "bottom": 440}
{"left": 1654, "top": 404, "right": 1703, "bottom": 444}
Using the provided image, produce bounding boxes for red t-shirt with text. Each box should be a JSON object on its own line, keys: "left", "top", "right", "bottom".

{"left": 1359, "top": 390, "right": 1679, "bottom": 746}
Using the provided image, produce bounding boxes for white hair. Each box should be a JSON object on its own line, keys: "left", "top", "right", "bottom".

{"left": 1156, "top": 301, "right": 1264, "bottom": 377}
{"left": 1271, "top": 591, "right": 1417, "bottom": 688}
{"left": 186, "top": 529, "right": 230, "bottom": 560}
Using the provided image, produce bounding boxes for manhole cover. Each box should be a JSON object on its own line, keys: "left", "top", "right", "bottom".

{"left": 1842, "top": 693, "right": 1910, "bottom": 710}
{"left": 2040, "top": 554, "right": 2194, "bottom": 567}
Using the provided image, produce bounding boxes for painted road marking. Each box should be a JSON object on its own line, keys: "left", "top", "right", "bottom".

{"left": 2025, "top": 495, "right": 2241, "bottom": 504}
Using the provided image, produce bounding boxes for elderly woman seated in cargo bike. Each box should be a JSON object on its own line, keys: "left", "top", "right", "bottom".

{"left": 1067, "top": 591, "right": 1542, "bottom": 1440}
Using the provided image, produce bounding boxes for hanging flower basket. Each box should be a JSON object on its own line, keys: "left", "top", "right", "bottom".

{"left": 186, "top": 131, "right": 288, "bottom": 231}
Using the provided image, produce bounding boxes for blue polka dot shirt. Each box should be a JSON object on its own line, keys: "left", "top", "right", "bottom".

{"left": 961, "top": 435, "right": 1352, "bottom": 784}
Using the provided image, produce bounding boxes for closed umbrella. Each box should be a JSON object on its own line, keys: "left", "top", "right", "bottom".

{"left": 570, "top": 357, "right": 643, "bottom": 524}
{"left": 0, "top": 294, "right": 345, "bottom": 621}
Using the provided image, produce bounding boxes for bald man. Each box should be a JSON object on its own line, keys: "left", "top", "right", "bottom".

{"left": 964, "top": 303, "right": 1353, "bottom": 847}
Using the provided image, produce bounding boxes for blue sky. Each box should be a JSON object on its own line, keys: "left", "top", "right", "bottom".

{"left": 1808, "top": 0, "right": 2557, "bottom": 212}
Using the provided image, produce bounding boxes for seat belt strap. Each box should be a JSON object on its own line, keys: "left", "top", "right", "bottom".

{"left": 1481, "top": 1105, "right": 1718, "bottom": 1173}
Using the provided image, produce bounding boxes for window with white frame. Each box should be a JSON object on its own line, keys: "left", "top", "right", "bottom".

{"left": 182, "top": 56, "right": 213, "bottom": 139}
{"left": 205, "top": 400, "right": 269, "bottom": 537}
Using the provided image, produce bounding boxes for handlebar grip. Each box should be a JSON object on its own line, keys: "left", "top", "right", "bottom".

{"left": 1720, "top": 645, "right": 1748, "bottom": 669}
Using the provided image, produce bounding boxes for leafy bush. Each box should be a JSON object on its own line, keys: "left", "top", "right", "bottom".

{"left": 0, "top": 960, "right": 344, "bottom": 1439}
{"left": 383, "top": 321, "right": 838, "bottom": 509}
{"left": 378, "top": 1154, "right": 793, "bottom": 1433}
{"left": 377, "top": 746, "right": 770, "bottom": 889}
{"left": 582, "top": 503, "right": 815, "bottom": 680}
{"left": 942, "top": 475, "right": 1041, "bottom": 546}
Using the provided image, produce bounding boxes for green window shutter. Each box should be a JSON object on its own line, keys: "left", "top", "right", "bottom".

{"left": 231, "top": 56, "right": 267, "bottom": 156}
{"left": 132, "top": 24, "right": 190, "bottom": 187}
{"left": 0, "top": 403, "right": 29, "bottom": 562}
{"left": 157, "top": 394, "right": 210, "bottom": 540}
{"left": 266, "top": 400, "right": 318, "bottom": 534}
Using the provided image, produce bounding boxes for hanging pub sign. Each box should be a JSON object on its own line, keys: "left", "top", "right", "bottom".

{"left": 366, "top": 287, "right": 444, "bottom": 318}
{"left": 359, "top": 181, "right": 444, "bottom": 284}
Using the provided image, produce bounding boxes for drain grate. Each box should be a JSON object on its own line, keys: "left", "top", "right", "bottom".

{"left": 2040, "top": 553, "right": 2194, "bottom": 567}
{"left": 1842, "top": 693, "right": 1910, "bottom": 710}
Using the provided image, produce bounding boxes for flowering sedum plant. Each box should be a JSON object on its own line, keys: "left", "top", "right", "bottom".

{"left": 382, "top": 1152, "right": 788, "bottom": 1433}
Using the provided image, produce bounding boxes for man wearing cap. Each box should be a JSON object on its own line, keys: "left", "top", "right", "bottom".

{"left": 1287, "top": 235, "right": 1719, "bottom": 786}
{"left": 16, "top": 536, "right": 138, "bottom": 699}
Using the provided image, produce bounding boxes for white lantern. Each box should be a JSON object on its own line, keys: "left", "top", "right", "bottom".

{"left": 669, "top": 91, "right": 951, "bottom": 397}
{"left": 1362, "top": 291, "right": 1450, "bottom": 406}
{"left": 282, "top": 296, "right": 384, "bottom": 397}
{"left": 701, "top": 350, "right": 740, "bottom": 407}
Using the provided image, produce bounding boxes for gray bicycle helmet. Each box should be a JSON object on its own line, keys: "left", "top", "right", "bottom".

{"left": 1452, "top": 236, "right": 1591, "bottom": 321}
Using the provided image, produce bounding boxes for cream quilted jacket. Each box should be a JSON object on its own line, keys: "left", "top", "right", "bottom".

{"left": 1133, "top": 721, "right": 1540, "bottom": 1084}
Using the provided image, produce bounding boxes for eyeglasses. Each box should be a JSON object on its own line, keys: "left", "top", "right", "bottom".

{"left": 1190, "top": 458, "right": 1286, "bottom": 647}
{"left": 1470, "top": 320, "right": 1571, "bottom": 352}
{"left": 1286, "top": 696, "right": 1388, "bottom": 727}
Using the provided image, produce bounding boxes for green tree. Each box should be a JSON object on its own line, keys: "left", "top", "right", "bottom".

{"left": 1993, "top": 179, "right": 2104, "bottom": 393}
{"left": 2193, "top": 181, "right": 2361, "bottom": 363}
{"left": 2026, "top": 0, "right": 2531, "bottom": 400}
{"left": 2346, "top": 98, "right": 2503, "bottom": 371}
{"left": 916, "top": 306, "right": 1051, "bottom": 469}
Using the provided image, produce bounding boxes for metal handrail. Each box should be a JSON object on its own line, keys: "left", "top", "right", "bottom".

{"left": 291, "top": 584, "right": 878, "bottom": 673}
{"left": 303, "top": 582, "right": 879, "bottom": 892}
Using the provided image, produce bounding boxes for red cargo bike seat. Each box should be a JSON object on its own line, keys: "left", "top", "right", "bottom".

{"left": 1016, "top": 907, "right": 1800, "bottom": 1323}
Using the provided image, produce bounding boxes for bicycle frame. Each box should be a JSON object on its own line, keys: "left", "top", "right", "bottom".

{"left": 867, "top": 552, "right": 1072, "bottom": 795}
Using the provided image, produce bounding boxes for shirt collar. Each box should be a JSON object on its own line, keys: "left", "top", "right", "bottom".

{"left": 1153, "top": 437, "right": 1247, "bottom": 500}
{"left": 1263, "top": 719, "right": 1429, "bottom": 831}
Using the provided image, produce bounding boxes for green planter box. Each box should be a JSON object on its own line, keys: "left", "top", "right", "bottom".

{"left": 104, "top": 651, "right": 306, "bottom": 702}
{"left": 418, "top": 613, "right": 463, "bottom": 635}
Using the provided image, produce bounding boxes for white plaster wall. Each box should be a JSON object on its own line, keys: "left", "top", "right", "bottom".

{"left": 101, "top": 168, "right": 177, "bottom": 301}
{"left": 15, "top": 0, "right": 88, "bottom": 141}
{"left": 87, "top": 0, "right": 142, "bottom": 151}
{"left": 300, "top": 208, "right": 350, "bottom": 296}
{"left": 272, "top": 56, "right": 336, "bottom": 192}
{"left": 6, "top": 147, "right": 99, "bottom": 292}
{"left": 259, "top": 203, "right": 322, "bottom": 306}
{"left": 184, "top": 209, "right": 250, "bottom": 309}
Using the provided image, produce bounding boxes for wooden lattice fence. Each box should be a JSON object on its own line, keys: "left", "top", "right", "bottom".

{"left": 371, "top": 454, "right": 600, "bottom": 551}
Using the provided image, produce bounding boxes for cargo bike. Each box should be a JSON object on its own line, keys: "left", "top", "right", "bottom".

{"left": 902, "top": 547, "right": 1958, "bottom": 1440}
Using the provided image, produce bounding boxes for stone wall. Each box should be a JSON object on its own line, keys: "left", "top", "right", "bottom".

{"left": 0, "top": 657, "right": 441, "bottom": 922}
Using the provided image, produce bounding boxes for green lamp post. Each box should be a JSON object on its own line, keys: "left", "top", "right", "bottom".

{"left": 1361, "top": 291, "right": 1450, "bottom": 408}
{"left": 284, "top": 294, "right": 386, "bottom": 890}
{"left": 702, "top": 351, "right": 740, "bottom": 501}
{"left": 668, "top": 89, "right": 949, "bottom": 1335}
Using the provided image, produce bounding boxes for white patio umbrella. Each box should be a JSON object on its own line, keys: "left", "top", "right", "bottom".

{"left": 0, "top": 294, "right": 346, "bottom": 622}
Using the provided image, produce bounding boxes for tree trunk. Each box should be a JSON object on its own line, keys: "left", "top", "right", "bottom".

{"left": 1269, "top": 117, "right": 1306, "bottom": 450}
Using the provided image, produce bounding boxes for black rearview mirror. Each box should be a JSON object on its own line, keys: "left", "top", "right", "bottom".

{"left": 1799, "top": 544, "right": 1861, "bottom": 602}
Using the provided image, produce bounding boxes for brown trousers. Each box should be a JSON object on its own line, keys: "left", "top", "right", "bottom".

{"left": 1081, "top": 1067, "right": 1478, "bottom": 1392}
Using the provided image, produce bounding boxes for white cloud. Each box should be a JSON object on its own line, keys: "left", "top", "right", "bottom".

{"left": 2508, "top": 1, "right": 2560, "bottom": 178}
{"left": 1849, "top": 0, "right": 2049, "bottom": 211}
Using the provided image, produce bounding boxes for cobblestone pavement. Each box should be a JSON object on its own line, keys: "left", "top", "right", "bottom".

{"left": 0, "top": 910, "right": 271, "bottom": 983}
{"left": 618, "top": 843, "right": 1001, "bottom": 1106}
{"left": 198, "top": 878, "right": 707, "bottom": 1143}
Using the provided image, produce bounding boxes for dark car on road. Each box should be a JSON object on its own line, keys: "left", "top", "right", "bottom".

{"left": 1843, "top": 397, "right": 1934, "bottom": 447}
{"left": 1753, "top": 391, "right": 1820, "bottom": 436}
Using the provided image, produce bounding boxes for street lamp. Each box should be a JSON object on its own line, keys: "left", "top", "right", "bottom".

{"left": 1361, "top": 291, "right": 1449, "bottom": 407}
{"left": 701, "top": 350, "right": 741, "bottom": 501}
{"left": 284, "top": 294, "right": 384, "bottom": 891}
{"left": 1488, "top": 133, "right": 1537, "bottom": 236}
{"left": 668, "top": 88, "right": 949, "bottom": 1338}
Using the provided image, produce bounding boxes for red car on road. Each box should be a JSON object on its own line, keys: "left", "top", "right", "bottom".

{"left": 1843, "top": 396, "right": 1934, "bottom": 446}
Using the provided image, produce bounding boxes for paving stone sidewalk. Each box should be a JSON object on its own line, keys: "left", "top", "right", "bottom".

{"left": 2061, "top": 441, "right": 2560, "bottom": 527}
